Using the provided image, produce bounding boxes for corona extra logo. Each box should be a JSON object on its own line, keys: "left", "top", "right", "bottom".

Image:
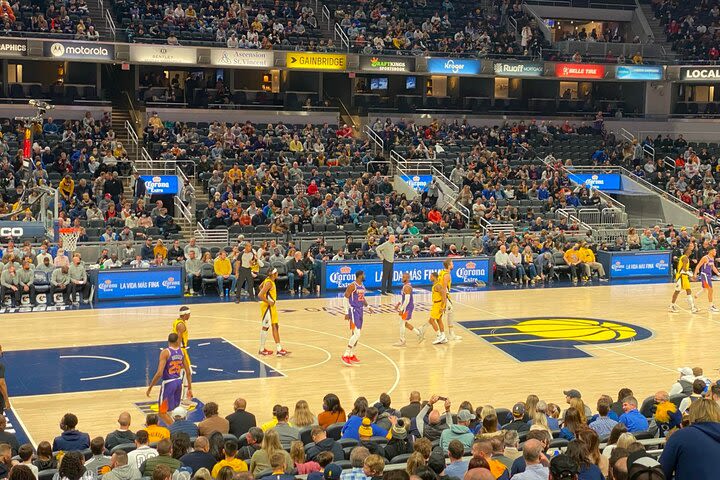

{"left": 340, "top": 266, "right": 351, "bottom": 273}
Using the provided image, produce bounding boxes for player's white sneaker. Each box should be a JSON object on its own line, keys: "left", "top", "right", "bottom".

{"left": 432, "top": 334, "right": 448, "bottom": 345}
{"left": 393, "top": 340, "right": 406, "bottom": 347}
{"left": 448, "top": 333, "right": 462, "bottom": 341}
{"left": 668, "top": 304, "right": 679, "bottom": 312}
{"left": 691, "top": 306, "right": 700, "bottom": 313}
{"left": 416, "top": 329, "right": 425, "bottom": 343}
{"left": 710, "top": 305, "right": 720, "bottom": 313}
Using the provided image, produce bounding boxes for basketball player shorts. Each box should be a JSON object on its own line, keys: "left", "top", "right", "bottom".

{"left": 702, "top": 273, "right": 713, "bottom": 289}
{"left": 675, "top": 276, "right": 690, "bottom": 291}
{"left": 401, "top": 307, "right": 414, "bottom": 321}
{"left": 349, "top": 307, "right": 364, "bottom": 329}
{"left": 158, "top": 378, "right": 182, "bottom": 413}
{"left": 430, "top": 302, "right": 443, "bottom": 320}
{"left": 261, "top": 304, "right": 278, "bottom": 328}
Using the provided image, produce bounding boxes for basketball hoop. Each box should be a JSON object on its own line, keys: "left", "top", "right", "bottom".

{"left": 59, "top": 227, "right": 80, "bottom": 252}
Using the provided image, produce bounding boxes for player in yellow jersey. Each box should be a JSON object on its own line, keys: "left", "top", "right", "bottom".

{"left": 171, "top": 306, "right": 193, "bottom": 403}
{"left": 258, "top": 269, "right": 289, "bottom": 357}
{"left": 426, "top": 272, "right": 448, "bottom": 345}
{"left": 438, "top": 259, "right": 461, "bottom": 341}
{"left": 669, "top": 246, "right": 698, "bottom": 313}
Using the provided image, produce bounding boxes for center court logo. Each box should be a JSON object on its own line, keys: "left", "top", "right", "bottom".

{"left": 460, "top": 317, "right": 653, "bottom": 362}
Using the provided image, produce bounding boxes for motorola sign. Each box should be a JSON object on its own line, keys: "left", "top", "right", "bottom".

{"left": 0, "top": 222, "right": 46, "bottom": 238}
{"left": 44, "top": 41, "right": 114, "bottom": 60}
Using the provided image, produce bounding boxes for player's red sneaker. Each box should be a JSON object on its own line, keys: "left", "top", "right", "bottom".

{"left": 348, "top": 355, "right": 361, "bottom": 364}
{"left": 341, "top": 355, "right": 354, "bottom": 366}
{"left": 259, "top": 349, "right": 274, "bottom": 356}
{"left": 276, "top": 349, "right": 290, "bottom": 357}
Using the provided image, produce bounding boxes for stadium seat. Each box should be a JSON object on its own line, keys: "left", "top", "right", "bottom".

{"left": 326, "top": 422, "right": 345, "bottom": 440}
{"left": 299, "top": 427, "right": 313, "bottom": 445}
{"left": 111, "top": 443, "right": 137, "bottom": 454}
{"left": 200, "top": 263, "right": 219, "bottom": 295}
{"left": 39, "top": 470, "right": 58, "bottom": 480}
{"left": 390, "top": 453, "right": 412, "bottom": 464}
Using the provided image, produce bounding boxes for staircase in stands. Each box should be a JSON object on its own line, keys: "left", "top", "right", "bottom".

{"left": 638, "top": 3, "right": 676, "bottom": 59}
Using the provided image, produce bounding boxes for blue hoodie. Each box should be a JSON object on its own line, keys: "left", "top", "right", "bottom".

{"left": 52, "top": 429, "right": 90, "bottom": 452}
{"left": 660, "top": 422, "right": 720, "bottom": 480}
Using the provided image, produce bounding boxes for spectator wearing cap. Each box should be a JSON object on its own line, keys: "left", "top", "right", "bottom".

{"left": 105, "top": 412, "right": 134, "bottom": 450}
{"left": 626, "top": 451, "right": 665, "bottom": 480}
{"left": 504, "top": 403, "right": 530, "bottom": 433}
{"left": 383, "top": 420, "right": 412, "bottom": 460}
{"left": 198, "top": 403, "right": 229, "bottom": 437}
{"left": 168, "top": 407, "right": 199, "bottom": 437}
{"left": 443, "top": 440, "right": 468, "bottom": 479}
{"left": 340, "top": 447, "right": 370, "bottom": 480}
{"left": 226, "top": 397, "right": 257, "bottom": 438}
{"left": 510, "top": 439, "right": 547, "bottom": 480}
{"left": 660, "top": 398, "right": 720, "bottom": 480}
{"left": 679, "top": 379, "right": 707, "bottom": 414}
{"left": 618, "top": 397, "right": 648, "bottom": 433}
{"left": 550, "top": 454, "right": 579, "bottom": 480}
{"left": 440, "top": 408, "right": 475, "bottom": 451}
{"left": 589, "top": 399, "right": 617, "bottom": 438}
{"left": 179, "top": 437, "right": 216, "bottom": 474}
{"left": 306, "top": 426, "right": 344, "bottom": 463}
{"left": 669, "top": 367, "right": 696, "bottom": 396}
{"left": 652, "top": 391, "right": 682, "bottom": 438}
{"left": 563, "top": 390, "right": 591, "bottom": 418}
{"left": 323, "top": 464, "right": 343, "bottom": 480}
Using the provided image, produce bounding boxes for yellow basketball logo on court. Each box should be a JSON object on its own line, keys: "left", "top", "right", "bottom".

{"left": 461, "top": 317, "right": 652, "bottom": 362}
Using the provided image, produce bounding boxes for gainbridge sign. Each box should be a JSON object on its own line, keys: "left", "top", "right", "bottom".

{"left": 286, "top": 52, "right": 347, "bottom": 70}
{"left": 322, "top": 257, "right": 492, "bottom": 291}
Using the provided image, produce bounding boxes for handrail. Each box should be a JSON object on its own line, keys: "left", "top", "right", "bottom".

{"left": 663, "top": 155, "right": 676, "bottom": 171}
{"left": 105, "top": 9, "right": 116, "bottom": 39}
{"left": 194, "top": 222, "right": 229, "bottom": 244}
{"left": 322, "top": 5, "right": 331, "bottom": 30}
{"left": 124, "top": 119, "right": 139, "bottom": 158}
{"left": 620, "top": 127, "right": 634, "bottom": 143}
{"left": 123, "top": 91, "right": 142, "bottom": 131}
{"left": 643, "top": 143, "right": 655, "bottom": 160}
{"left": 136, "top": 147, "right": 178, "bottom": 175}
{"left": 554, "top": 208, "right": 594, "bottom": 231}
{"left": 174, "top": 196, "right": 192, "bottom": 224}
{"left": 363, "top": 125, "right": 384, "bottom": 153}
{"left": 431, "top": 165, "right": 470, "bottom": 224}
{"left": 333, "top": 23, "right": 350, "bottom": 51}
{"left": 176, "top": 163, "right": 196, "bottom": 217}
{"left": 479, "top": 217, "right": 515, "bottom": 234}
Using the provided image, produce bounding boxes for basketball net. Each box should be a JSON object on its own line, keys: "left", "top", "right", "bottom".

{"left": 59, "top": 228, "right": 80, "bottom": 252}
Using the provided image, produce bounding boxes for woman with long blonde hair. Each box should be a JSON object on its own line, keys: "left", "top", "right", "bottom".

{"left": 568, "top": 397, "right": 588, "bottom": 424}
{"left": 249, "top": 429, "right": 292, "bottom": 475}
{"left": 291, "top": 399, "right": 317, "bottom": 427}
{"left": 525, "top": 395, "right": 539, "bottom": 420}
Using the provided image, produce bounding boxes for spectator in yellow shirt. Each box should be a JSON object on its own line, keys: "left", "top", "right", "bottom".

{"left": 145, "top": 414, "right": 170, "bottom": 443}
{"left": 148, "top": 112, "right": 163, "bottom": 129}
{"left": 214, "top": 251, "right": 237, "bottom": 297}
{"left": 563, "top": 244, "right": 585, "bottom": 284}
{"left": 153, "top": 239, "right": 168, "bottom": 259}
{"left": 289, "top": 135, "right": 304, "bottom": 153}
{"left": 579, "top": 242, "right": 608, "bottom": 281}
{"left": 226, "top": 164, "right": 243, "bottom": 183}
{"left": 211, "top": 439, "right": 248, "bottom": 477}
{"left": 58, "top": 175, "right": 75, "bottom": 201}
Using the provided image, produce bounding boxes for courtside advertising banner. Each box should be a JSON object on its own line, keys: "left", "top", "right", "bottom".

{"left": 322, "top": 257, "right": 492, "bottom": 291}
{"left": 568, "top": 173, "right": 622, "bottom": 190}
{"left": 140, "top": 175, "right": 179, "bottom": 195}
{"left": 400, "top": 174, "right": 433, "bottom": 192}
{"left": 597, "top": 250, "right": 672, "bottom": 279}
{"left": 95, "top": 267, "right": 183, "bottom": 300}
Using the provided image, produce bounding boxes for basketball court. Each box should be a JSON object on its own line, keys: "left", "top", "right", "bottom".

{"left": 6, "top": 282, "right": 714, "bottom": 444}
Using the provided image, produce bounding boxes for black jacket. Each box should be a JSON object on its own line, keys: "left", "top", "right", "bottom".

{"left": 305, "top": 437, "right": 344, "bottom": 463}
{"left": 226, "top": 409, "right": 257, "bottom": 438}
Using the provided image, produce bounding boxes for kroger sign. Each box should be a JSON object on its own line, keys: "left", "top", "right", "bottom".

{"left": 141, "top": 175, "right": 179, "bottom": 195}
{"left": 322, "top": 257, "right": 492, "bottom": 291}
{"left": 427, "top": 58, "right": 481, "bottom": 75}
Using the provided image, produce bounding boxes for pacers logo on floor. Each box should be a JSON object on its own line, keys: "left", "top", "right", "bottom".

{"left": 460, "top": 317, "right": 652, "bottom": 362}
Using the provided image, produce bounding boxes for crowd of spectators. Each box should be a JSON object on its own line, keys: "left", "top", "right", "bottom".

{"left": 3, "top": 371, "right": 720, "bottom": 480}
{"left": 0, "top": 0, "right": 100, "bottom": 40}
{"left": 652, "top": 0, "right": 720, "bottom": 60}
{"left": 331, "top": 0, "right": 546, "bottom": 57}
{"left": 116, "top": 0, "right": 322, "bottom": 48}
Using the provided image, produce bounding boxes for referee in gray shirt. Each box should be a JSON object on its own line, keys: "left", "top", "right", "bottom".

{"left": 376, "top": 234, "right": 396, "bottom": 294}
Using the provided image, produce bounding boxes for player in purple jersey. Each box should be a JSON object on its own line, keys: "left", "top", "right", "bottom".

{"left": 146, "top": 333, "right": 193, "bottom": 425}
{"left": 695, "top": 247, "right": 720, "bottom": 312}
{"left": 393, "top": 273, "right": 425, "bottom": 346}
{"left": 342, "top": 270, "right": 366, "bottom": 366}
